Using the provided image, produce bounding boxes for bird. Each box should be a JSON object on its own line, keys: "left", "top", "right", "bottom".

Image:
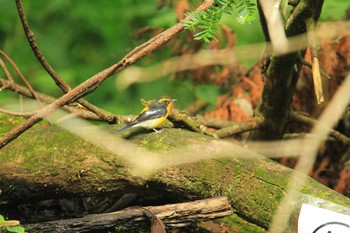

{"left": 118, "top": 96, "right": 176, "bottom": 133}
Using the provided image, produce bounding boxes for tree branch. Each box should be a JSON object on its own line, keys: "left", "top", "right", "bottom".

{"left": 0, "top": 108, "right": 37, "bottom": 117}
{"left": 0, "top": 0, "right": 215, "bottom": 149}
{"left": 0, "top": 55, "right": 14, "bottom": 82}
{"left": 250, "top": 0, "right": 325, "bottom": 140}
{"left": 299, "top": 56, "right": 331, "bottom": 79}
{"left": 15, "top": 0, "right": 70, "bottom": 92}
{"left": 23, "top": 197, "right": 233, "bottom": 232}
{"left": 0, "top": 50, "right": 44, "bottom": 108}
{"left": 306, "top": 17, "right": 324, "bottom": 104}
{"left": 215, "top": 119, "right": 262, "bottom": 138}
{"left": 0, "top": 78, "right": 101, "bottom": 121}
{"left": 15, "top": 0, "right": 119, "bottom": 124}
{"left": 170, "top": 109, "right": 217, "bottom": 138}
{"left": 289, "top": 111, "right": 350, "bottom": 146}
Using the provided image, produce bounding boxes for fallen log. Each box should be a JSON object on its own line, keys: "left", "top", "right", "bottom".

{"left": 0, "top": 114, "right": 349, "bottom": 232}
{"left": 23, "top": 196, "right": 232, "bottom": 232}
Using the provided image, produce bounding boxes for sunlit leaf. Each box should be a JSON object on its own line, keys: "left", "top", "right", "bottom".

{"left": 181, "top": 0, "right": 256, "bottom": 42}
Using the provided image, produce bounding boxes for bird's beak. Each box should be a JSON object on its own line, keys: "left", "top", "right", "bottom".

{"left": 172, "top": 99, "right": 177, "bottom": 102}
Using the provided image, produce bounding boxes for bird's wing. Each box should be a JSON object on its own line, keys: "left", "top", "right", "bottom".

{"left": 118, "top": 106, "right": 167, "bottom": 133}
{"left": 132, "top": 107, "right": 167, "bottom": 123}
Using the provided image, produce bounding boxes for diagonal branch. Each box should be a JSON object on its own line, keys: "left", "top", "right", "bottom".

{"left": 15, "top": 0, "right": 69, "bottom": 92}
{"left": 0, "top": 0, "right": 215, "bottom": 149}
{"left": 289, "top": 111, "right": 350, "bottom": 146}
{"left": 0, "top": 50, "right": 44, "bottom": 108}
{"left": 15, "top": 0, "right": 118, "bottom": 123}
{"left": 0, "top": 56, "right": 14, "bottom": 83}
{"left": 0, "top": 78, "right": 101, "bottom": 121}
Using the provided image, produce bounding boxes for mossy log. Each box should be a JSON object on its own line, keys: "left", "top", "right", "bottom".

{"left": 0, "top": 114, "right": 349, "bottom": 232}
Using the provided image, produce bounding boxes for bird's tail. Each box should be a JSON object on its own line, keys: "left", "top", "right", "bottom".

{"left": 118, "top": 123, "right": 137, "bottom": 133}
{"left": 118, "top": 124, "right": 130, "bottom": 133}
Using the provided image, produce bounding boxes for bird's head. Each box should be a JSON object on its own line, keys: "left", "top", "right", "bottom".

{"left": 157, "top": 96, "right": 176, "bottom": 112}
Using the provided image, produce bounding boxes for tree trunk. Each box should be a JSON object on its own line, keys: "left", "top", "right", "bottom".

{"left": 250, "top": 0, "right": 325, "bottom": 140}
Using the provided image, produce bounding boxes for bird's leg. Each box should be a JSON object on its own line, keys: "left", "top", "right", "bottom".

{"left": 152, "top": 128, "right": 164, "bottom": 133}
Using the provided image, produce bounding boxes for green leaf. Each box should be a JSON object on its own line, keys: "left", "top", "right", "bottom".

{"left": 6, "top": 226, "right": 26, "bottom": 233}
{"left": 182, "top": 0, "right": 256, "bottom": 42}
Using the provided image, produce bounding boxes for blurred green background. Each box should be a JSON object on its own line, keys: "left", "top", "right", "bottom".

{"left": 0, "top": 0, "right": 349, "bottom": 115}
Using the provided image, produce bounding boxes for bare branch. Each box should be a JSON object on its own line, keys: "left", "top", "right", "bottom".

{"left": 0, "top": 50, "right": 44, "bottom": 108}
{"left": 215, "top": 119, "right": 262, "bottom": 138}
{"left": 14, "top": 0, "right": 119, "bottom": 123}
{"left": 289, "top": 111, "right": 350, "bottom": 146}
{"left": 0, "top": 108, "right": 37, "bottom": 117}
{"left": 306, "top": 17, "right": 324, "bottom": 104}
{"left": 0, "top": 0, "right": 215, "bottom": 149}
{"left": 299, "top": 56, "right": 331, "bottom": 79}
{"left": 15, "top": 0, "right": 70, "bottom": 91}
{"left": 0, "top": 56, "right": 14, "bottom": 82}
{"left": 23, "top": 197, "right": 233, "bottom": 232}
{"left": 170, "top": 109, "right": 217, "bottom": 138}
{"left": 0, "top": 78, "right": 101, "bottom": 121}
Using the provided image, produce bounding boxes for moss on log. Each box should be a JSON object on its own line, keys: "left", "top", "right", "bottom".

{"left": 0, "top": 114, "right": 349, "bottom": 231}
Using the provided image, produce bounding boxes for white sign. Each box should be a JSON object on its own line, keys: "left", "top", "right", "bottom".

{"left": 298, "top": 203, "right": 350, "bottom": 233}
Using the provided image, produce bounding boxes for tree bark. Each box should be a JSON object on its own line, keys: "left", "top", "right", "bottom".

{"left": 250, "top": 0, "right": 325, "bottom": 140}
{"left": 0, "top": 114, "right": 349, "bottom": 232}
{"left": 23, "top": 197, "right": 233, "bottom": 233}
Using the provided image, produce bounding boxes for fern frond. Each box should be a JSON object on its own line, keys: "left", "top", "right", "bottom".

{"left": 182, "top": 0, "right": 256, "bottom": 42}
{"left": 236, "top": 0, "right": 256, "bottom": 24}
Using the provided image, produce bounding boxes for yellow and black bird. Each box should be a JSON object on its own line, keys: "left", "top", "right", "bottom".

{"left": 118, "top": 96, "right": 176, "bottom": 133}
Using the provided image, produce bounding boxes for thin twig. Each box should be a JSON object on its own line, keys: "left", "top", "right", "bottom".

{"left": 15, "top": 0, "right": 70, "bottom": 91}
{"left": 289, "top": 111, "right": 350, "bottom": 146}
{"left": 195, "top": 115, "right": 263, "bottom": 138}
{"left": 0, "top": 78, "right": 101, "bottom": 121}
{"left": 15, "top": 0, "right": 118, "bottom": 123}
{"left": 299, "top": 56, "right": 331, "bottom": 79}
{"left": 0, "top": 50, "right": 44, "bottom": 108}
{"left": 306, "top": 17, "right": 324, "bottom": 104}
{"left": 215, "top": 119, "right": 262, "bottom": 138}
{"left": 0, "top": 108, "right": 37, "bottom": 117}
{"left": 195, "top": 116, "right": 232, "bottom": 129}
{"left": 170, "top": 109, "right": 218, "bottom": 138}
{"left": 0, "top": 0, "right": 215, "bottom": 149}
{"left": 0, "top": 56, "right": 14, "bottom": 82}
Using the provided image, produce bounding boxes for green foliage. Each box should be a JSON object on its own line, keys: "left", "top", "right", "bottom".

{"left": 4, "top": 227, "right": 26, "bottom": 233}
{"left": 236, "top": 0, "right": 256, "bottom": 24}
{"left": 182, "top": 0, "right": 256, "bottom": 42}
{"left": 0, "top": 0, "right": 346, "bottom": 117}
{"left": 320, "top": 0, "right": 350, "bottom": 21}
{"left": 194, "top": 84, "right": 225, "bottom": 106}
{"left": 0, "top": 215, "right": 26, "bottom": 233}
